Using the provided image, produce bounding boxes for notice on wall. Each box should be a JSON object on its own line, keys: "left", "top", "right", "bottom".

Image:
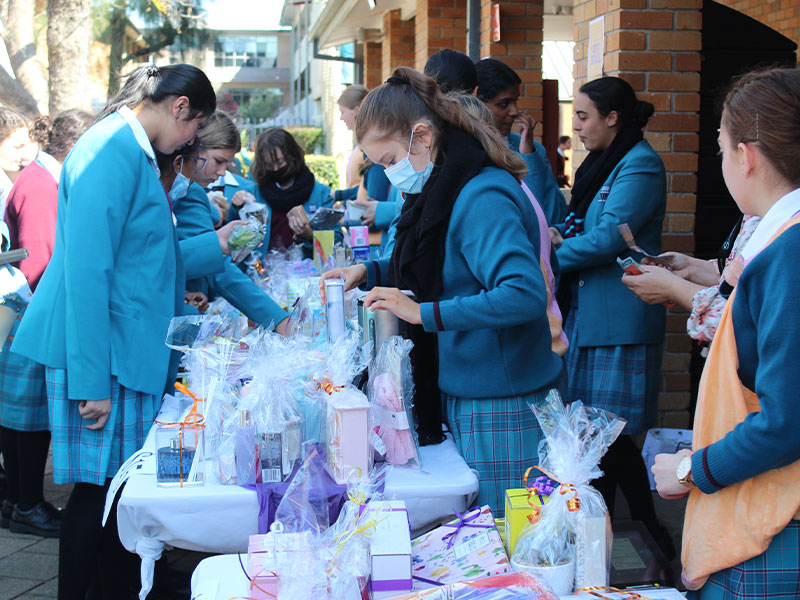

{"left": 491, "top": 4, "right": 501, "bottom": 42}
{"left": 588, "top": 16, "right": 605, "bottom": 80}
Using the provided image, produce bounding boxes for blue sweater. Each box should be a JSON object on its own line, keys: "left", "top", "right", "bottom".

{"left": 508, "top": 132, "right": 567, "bottom": 225}
{"left": 175, "top": 183, "right": 288, "bottom": 329}
{"left": 364, "top": 166, "right": 563, "bottom": 398}
{"left": 692, "top": 223, "right": 800, "bottom": 494}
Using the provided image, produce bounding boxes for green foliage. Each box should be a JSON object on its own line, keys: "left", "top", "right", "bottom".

{"left": 286, "top": 126, "right": 324, "bottom": 154}
{"left": 238, "top": 94, "right": 282, "bottom": 122}
{"left": 306, "top": 155, "right": 339, "bottom": 191}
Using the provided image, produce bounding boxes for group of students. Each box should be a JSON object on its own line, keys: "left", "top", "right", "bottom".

{"left": 0, "top": 48, "right": 796, "bottom": 600}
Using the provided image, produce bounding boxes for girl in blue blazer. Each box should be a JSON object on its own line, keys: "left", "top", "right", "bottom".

{"left": 250, "top": 128, "right": 335, "bottom": 256}
{"left": 554, "top": 76, "right": 672, "bottom": 557}
{"left": 9, "top": 64, "right": 229, "bottom": 598}
{"left": 322, "top": 67, "right": 563, "bottom": 514}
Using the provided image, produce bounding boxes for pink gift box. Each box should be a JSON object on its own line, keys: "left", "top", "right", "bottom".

{"left": 326, "top": 389, "right": 370, "bottom": 484}
{"left": 248, "top": 552, "right": 279, "bottom": 599}
{"left": 411, "top": 505, "right": 510, "bottom": 589}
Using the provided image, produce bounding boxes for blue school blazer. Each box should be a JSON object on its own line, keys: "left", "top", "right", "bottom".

{"left": 12, "top": 113, "right": 224, "bottom": 400}
{"left": 555, "top": 139, "right": 666, "bottom": 348}
{"left": 508, "top": 132, "right": 567, "bottom": 225}
{"left": 176, "top": 183, "right": 288, "bottom": 329}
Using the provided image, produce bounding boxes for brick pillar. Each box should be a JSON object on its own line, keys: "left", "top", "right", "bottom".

{"left": 364, "top": 41, "right": 383, "bottom": 90}
{"left": 574, "top": 0, "right": 702, "bottom": 429}
{"left": 479, "top": 0, "right": 545, "bottom": 124}
{"left": 382, "top": 10, "right": 416, "bottom": 81}
{"left": 415, "top": 0, "right": 468, "bottom": 71}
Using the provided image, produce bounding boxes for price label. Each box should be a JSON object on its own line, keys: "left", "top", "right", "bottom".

{"left": 453, "top": 530, "right": 491, "bottom": 560}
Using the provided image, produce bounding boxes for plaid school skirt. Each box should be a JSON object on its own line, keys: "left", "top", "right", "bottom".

{"left": 688, "top": 521, "right": 800, "bottom": 600}
{"left": 563, "top": 309, "right": 661, "bottom": 435}
{"left": 0, "top": 301, "right": 48, "bottom": 431}
{"left": 446, "top": 390, "right": 551, "bottom": 517}
{"left": 45, "top": 367, "right": 159, "bottom": 485}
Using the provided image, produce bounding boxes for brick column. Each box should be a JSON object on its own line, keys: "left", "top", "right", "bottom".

{"left": 479, "top": 0, "right": 545, "bottom": 123}
{"left": 574, "top": 0, "right": 702, "bottom": 429}
{"left": 363, "top": 40, "right": 383, "bottom": 90}
{"left": 382, "top": 10, "right": 416, "bottom": 81}
{"left": 415, "top": 0, "right": 468, "bottom": 70}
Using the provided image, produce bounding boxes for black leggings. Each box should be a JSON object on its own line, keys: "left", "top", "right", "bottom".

{"left": 58, "top": 481, "right": 139, "bottom": 600}
{"left": 0, "top": 426, "right": 51, "bottom": 510}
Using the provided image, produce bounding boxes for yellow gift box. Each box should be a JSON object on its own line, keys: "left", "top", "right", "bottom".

{"left": 503, "top": 488, "right": 547, "bottom": 556}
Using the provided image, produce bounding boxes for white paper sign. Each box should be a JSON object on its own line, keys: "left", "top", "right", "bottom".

{"left": 588, "top": 16, "right": 605, "bottom": 80}
{"left": 453, "top": 530, "right": 491, "bottom": 560}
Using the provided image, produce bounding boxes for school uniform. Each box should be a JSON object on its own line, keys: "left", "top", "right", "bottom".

{"left": 0, "top": 155, "right": 61, "bottom": 432}
{"left": 507, "top": 132, "right": 567, "bottom": 225}
{"left": 176, "top": 182, "right": 288, "bottom": 329}
{"left": 363, "top": 166, "right": 563, "bottom": 513}
{"left": 555, "top": 139, "right": 666, "bottom": 435}
{"left": 11, "top": 108, "right": 225, "bottom": 485}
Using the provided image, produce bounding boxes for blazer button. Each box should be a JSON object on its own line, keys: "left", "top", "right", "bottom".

{"left": 578, "top": 280, "right": 585, "bottom": 287}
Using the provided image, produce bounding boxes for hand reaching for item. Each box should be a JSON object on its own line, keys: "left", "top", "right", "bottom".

{"left": 354, "top": 198, "right": 378, "bottom": 227}
{"left": 287, "top": 205, "right": 312, "bottom": 240}
{"left": 215, "top": 219, "right": 247, "bottom": 256}
{"left": 231, "top": 190, "right": 256, "bottom": 209}
{"left": 184, "top": 291, "right": 209, "bottom": 313}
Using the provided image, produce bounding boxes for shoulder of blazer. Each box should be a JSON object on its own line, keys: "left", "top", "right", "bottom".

{"left": 615, "top": 139, "right": 665, "bottom": 176}
{"left": 64, "top": 114, "right": 143, "bottom": 176}
{"left": 457, "top": 166, "right": 527, "bottom": 210}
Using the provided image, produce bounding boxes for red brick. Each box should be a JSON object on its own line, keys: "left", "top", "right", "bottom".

{"left": 661, "top": 233, "right": 694, "bottom": 252}
{"left": 675, "top": 11, "right": 702, "bottom": 30}
{"left": 662, "top": 152, "right": 699, "bottom": 172}
{"left": 507, "top": 43, "right": 543, "bottom": 54}
{"left": 661, "top": 411, "right": 691, "bottom": 428}
{"left": 666, "top": 313, "right": 689, "bottom": 333}
{"left": 618, "top": 52, "right": 672, "bottom": 71}
{"left": 619, "top": 10, "right": 674, "bottom": 29}
{"left": 648, "top": 31, "right": 702, "bottom": 51}
{"left": 661, "top": 351, "right": 691, "bottom": 372}
{"left": 667, "top": 334, "right": 692, "bottom": 352}
{"left": 605, "top": 31, "right": 646, "bottom": 51}
{"left": 670, "top": 173, "right": 697, "bottom": 192}
{"left": 650, "top": 0, "right": 702, "bottom": 7}
{"left": 638, "top": 92, "right": 671, "bottom": 111}
{"left": 616, "top": 72, "right": 645, "bottom": 91}
{"left": 667, "top": 193, "right": 696, "bottom": 212}
{"left": 673, "top": 133, "right": 699, "bottom": 151}
{"left": 607, "top": 0, "right": 647, "bottom": 8}
{"left": 649, "top": 72, "right": 700, "bottom": 92}
{"left": 659, "top": 390, "right": 690, "bottom": 408}
{"left": 502, "top": 56, "right": 525, "bottom": 69}
{"left": 674, "top": 93, "right": 700, "bottom": 112}
{"left": 675, "top": 52, "right": 701, "bottom": 71}
{"left": 669, "top": 212, "right": 696, "bottom": 232}
{"left": 644, "top": 131, "right": 671, "bottom": 151}
{"left": 647, "top": 113, "right": 699, "bottom": 132}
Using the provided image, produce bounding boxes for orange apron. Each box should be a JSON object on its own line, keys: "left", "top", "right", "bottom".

{"left": 682, "top": 215, "right": 800, "bottom": 587}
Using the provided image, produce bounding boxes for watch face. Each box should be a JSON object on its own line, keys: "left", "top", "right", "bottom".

{"left": 677, "top": 456, "right": 691, "bottom": 480}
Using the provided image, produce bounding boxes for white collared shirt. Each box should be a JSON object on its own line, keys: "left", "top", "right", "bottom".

{"left": 36, "top": 151, "right": 62, "bottom": 184}
{"left": 741, "top": 187, "right": 800, "bottom": 262}
{"left": 117, "top": 105, "right": 159, "bottom": 177}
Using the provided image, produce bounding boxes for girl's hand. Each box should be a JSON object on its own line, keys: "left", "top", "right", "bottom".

{"left": 79, "top": 398, "right": 111, "bottom": 430}
{"left": 652, "top": 449, "right": 693, "bottom": 499}
{"left": 184, "top": 291, "right": 209, "bottom": 313}
{"left": 722, "top": 254, "right": 745, "bottom": 287}
{"left": 643, "top": 252, "right": 691, "bottom": 277}
{"left": 231, "top": 190, "right": 256, "bottom": 209}
{"left": 216, "top": 220, "right": 247, "bottom": 256}
{"left": 364, "top": 287, "right": 422, "bottom": 325}
{"left": 319, "top": 265, "right": 367, "bottom": 302}
{"left": 208, "top": 193, "right": 229, "bottom": 228}
{"left": 274, "top": 316, "right": 291, "bottom": 337}
{"left": 621, "top": 264, "right": 677, "bottom": 304}
{"left": 549, "top": 227, "right": 563, "bottom": 248}
{"left": 354, "top": 198, "right": 378, "bottom": 227}
{"left": 516, "top": 113, "right": 537, "bottom": 154}
{"left": 287, "top": 206, "right": 312, "bottom": 240}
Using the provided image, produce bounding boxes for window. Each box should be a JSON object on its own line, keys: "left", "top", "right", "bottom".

{"left": 214, "top": 35, "right": 279, "bottom": 68}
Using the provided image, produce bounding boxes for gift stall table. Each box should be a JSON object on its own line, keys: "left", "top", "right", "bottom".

{"left": 115, "top": 395, "right": 479, "bottom": 597}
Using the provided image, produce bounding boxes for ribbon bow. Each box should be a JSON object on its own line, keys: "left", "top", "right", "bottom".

{"left": 522, "top": 466, "right": 581, "bottom": 524}
{"left": 332, "top": 515, "right": 386, "bottom": 560}
{"left": 314, "top": 377, "right": 344, "bottom": 395}
{"left": 441, "top": 506, "right": 493, "bottom": 550}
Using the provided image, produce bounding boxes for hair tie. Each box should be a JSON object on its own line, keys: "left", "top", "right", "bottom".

{"left": 146, "top": 65, "right": 160, "bottom": 77}
{"left": 385, "top": 76, "right": 406, "bottom": 86}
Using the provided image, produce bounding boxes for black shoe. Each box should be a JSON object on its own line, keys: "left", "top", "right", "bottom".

{"left": 0, "top": 499, "right": 12, "bottom": 529}
{"left": 9, "top": 501, "right": 62, "bottom": 538}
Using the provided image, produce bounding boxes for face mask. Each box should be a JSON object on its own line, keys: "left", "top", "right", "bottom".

{"left": 384, "top": 129, "right": 433, "bottom": 194}
{"left": 169, "top": 158, "right": 190, "bottom": 201}
{"left": 269, "top": 165, "right": 290, "bottom": 182}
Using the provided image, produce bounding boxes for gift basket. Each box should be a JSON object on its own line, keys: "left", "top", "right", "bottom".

{"left": 368, "top": 336, "right": 421, "bottom": 469}
{"left": 510, "top": 390, "right": 625, "bottom": 594}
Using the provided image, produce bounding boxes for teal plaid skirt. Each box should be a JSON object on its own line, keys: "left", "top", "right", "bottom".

{"left": 688, "top": 521, "right": 800, "bottom": 599}
{"left": 0, "top": 301, "right": 48, "bottom": 431}
{"left": 563, "top": 309, "right": 661, "bottom": 435}
{"left": 446, "top": 390, "right": 551, "bottom": 517}
{"left": 45, "top": 367, "right": 159, "bottom": 485}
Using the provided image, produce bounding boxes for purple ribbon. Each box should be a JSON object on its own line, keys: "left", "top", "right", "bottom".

{"left": 441, "top": 506, "right": 493, "bottom": 550}
{"left": 531, "top": 475, "right": 556, "bottom": 505}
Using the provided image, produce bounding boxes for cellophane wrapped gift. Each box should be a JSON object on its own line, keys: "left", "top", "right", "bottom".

{"left": 369, "top": 336, "right": 421, "bottom": 469}
{"left": 360, "top": 500, "right": 412, "bottom": 599}
{"left": 511, "top": 390, "right": 625, "bottom": 592}
{"left": 389, "top": 572, "right": 559, "bottom": 600}
{"left": 411, "top": 505, "right": 510, "bottom": 589}
{"left": 229, "top": 203, "right": 268, "bottom": 263}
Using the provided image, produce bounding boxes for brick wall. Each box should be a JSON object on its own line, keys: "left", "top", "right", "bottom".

{"left": 718, "top": 0, "right": 800, "bottom": 65}
{"left": 573, "top": 0, "right": 703, "bottom": 429}
{"left": 479, "top": 0, "right": 545, "bottom": 123}
{"left": 364, "top": 41, "right": 383, "bottom": 90}
{"left": 415, "top": 0, "right": 468, "bottom": 70}
{"left": 382, "top": 10, "right": 416, "bottom": 81}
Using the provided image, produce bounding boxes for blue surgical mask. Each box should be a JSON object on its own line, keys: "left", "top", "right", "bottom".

{"left": 384, "top": 130, "right": 433, "bottom": 194}
{"left": 169, "top": 158, "right": 190, "bottom": 201}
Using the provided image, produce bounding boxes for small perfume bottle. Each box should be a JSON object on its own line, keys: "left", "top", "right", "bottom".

{"left": 157, "top": 434, "right": 196, "bottom": 484}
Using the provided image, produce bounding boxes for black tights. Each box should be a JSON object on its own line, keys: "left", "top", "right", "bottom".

{"left": 593, "top": 435, "right": 663, "bottom": 536}
{"left": 58, "top": 481, "right": 139, "bottom": 600}
{"left": 0, "top": 426, "right": 51, "bottom": 509}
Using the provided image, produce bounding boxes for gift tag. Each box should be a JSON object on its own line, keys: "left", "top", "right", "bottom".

{"left": 453, "top": 530, "right": 491, "bottom": 560}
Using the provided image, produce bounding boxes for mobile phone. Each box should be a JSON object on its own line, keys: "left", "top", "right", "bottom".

{"left": 617, "top": 256, "right": 644, "bottom": 275}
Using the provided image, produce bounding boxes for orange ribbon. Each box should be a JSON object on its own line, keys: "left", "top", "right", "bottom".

{"left": 522, "top": 465, "right": 582, "bottom": 522}
{"left": 154, "top": 383, "right": 206, "bottom": 487}
{"left": 236, "top": 552, "right": 278, "bottom": 599}
{"left": 314, "top": 377, "right": 344, "bottom": 395}
{"left": 577, "top": 586, "right": 654, "bottom": 599}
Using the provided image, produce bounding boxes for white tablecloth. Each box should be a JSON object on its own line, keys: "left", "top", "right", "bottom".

{"left": 116, "top": 396, "right": 479, "bottom": 598}
{"left": 189, "top": 554, "right": 686, "bottom": 600}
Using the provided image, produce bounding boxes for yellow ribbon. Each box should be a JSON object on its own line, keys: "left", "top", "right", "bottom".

{"left": 577, "top": 586, "right": 654, "bottom": 599}
{"left": 331, "top": 515, "right": 387, "bottom": 560}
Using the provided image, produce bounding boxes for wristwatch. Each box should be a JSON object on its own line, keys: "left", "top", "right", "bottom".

{"left": 676, "top": 454, "right": 696, "bottom": 487}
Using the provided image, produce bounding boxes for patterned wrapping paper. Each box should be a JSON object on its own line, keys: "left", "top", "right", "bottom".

{"left": 411, "top": 505, "right": 511, "bottom": 589}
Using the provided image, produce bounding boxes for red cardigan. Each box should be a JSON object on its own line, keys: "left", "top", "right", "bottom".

{"left": 3, "top": 159, "right": 58, "bottom": 292}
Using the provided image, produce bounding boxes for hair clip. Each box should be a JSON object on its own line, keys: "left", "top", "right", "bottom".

{"left": 755, "top": 109, "right": 759, "bottom": 142}
{"left": 146, "top": 65, "right": 160, "bottom": 77}
{"left": 385, "top": 76, "right": 406, "bottom": 86}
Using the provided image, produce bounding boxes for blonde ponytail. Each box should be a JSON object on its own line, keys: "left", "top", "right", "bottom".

{"left": 355, "top": 66, "right": 527, "bottom": 182}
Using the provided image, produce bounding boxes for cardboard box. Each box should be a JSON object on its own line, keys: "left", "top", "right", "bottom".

{"left": 504, "top": 488, "right": 547, "bottom": 556}
{"left": 326, "top": 388, "right": 371, "bottom": 484}
{"left": 366, "top": 500, "right": 412, "bottom": 599}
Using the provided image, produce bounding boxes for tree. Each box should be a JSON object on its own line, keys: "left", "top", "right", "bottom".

{"left": 48, "top": 0, "right": 92, "bottom": 115}
{"left": 0, "top": 0, "right": 48, "bottom": 115}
